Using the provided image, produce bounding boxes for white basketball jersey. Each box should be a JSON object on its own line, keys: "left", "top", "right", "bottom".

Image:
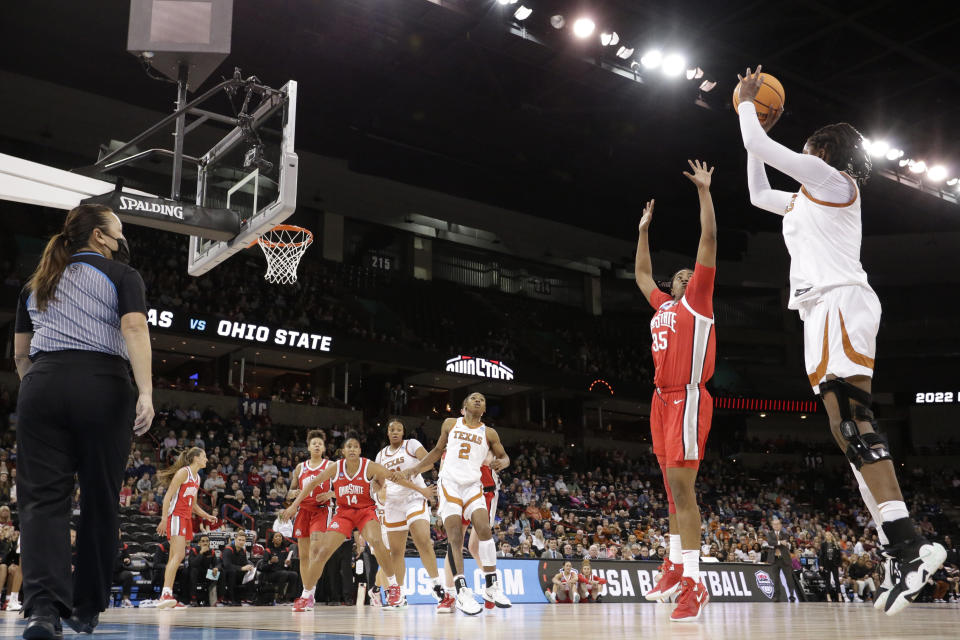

{"left": 375, "top": 439, "right": 426, "bottom": 501}
{"left": 781, "top": 172, "right": 872, "bottom": 310}
{"left": 440, "top": 417, "right": 488, "bottom": 485}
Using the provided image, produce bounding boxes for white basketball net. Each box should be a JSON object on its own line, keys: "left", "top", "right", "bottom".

{"left": 256, "top": 226, "right": 313, "bottom": 284}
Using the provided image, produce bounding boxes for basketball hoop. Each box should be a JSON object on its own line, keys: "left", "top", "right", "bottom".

{"left": 254, "top": 224, "right": 313, "bottom": 284}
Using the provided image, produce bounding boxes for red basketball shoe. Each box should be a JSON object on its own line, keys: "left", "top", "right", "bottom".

{"left": 670, "top": 577, "right": 710, "bottom": 622}
{"left": 646, "top": 559, "right": 683, "bottom": 601}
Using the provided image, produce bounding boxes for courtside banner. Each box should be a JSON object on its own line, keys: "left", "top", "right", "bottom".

{"left": 396, "top": 558, "right": 779, "bottom": 604}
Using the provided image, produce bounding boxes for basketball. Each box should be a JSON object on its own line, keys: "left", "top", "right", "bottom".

{"left": 733, "top": 72, "right": 785, "bottom": 123}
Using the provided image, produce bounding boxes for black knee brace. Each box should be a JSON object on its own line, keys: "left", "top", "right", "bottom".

{"left": 819, "top": 378, "right": 892, "bottom": 469}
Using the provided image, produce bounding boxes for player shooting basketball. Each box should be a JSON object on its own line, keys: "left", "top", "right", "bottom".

{"left": 735, "top": 64, "right": 946, "bottom": 616}
{"left": 634, "top": 159, "right": 717, "bottom": 622}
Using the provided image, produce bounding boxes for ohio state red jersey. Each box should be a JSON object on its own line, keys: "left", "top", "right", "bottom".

{"left": 332, "top": 458, "right": 375, "bottom": 510}
{"left": 170, "top": 467, "right": 199, "bottom": 518}
{"left": 648, "top": 264, "right": 716, "bottom": 389}
{"left": 297, "top": 459, "right": 332, "bottom": 510}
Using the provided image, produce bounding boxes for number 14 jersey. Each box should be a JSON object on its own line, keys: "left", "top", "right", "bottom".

{"left": 648, "top": 263, "right": 716, "bottom": 390}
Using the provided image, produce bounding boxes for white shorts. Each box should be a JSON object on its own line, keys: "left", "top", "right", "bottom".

{"left": 382, "top": 496, "right": 430, "bottom": 533}
{"left": 437, "top": 477, "right": 486, "bottom": 523}
{"left": 799, "top": 285, "right": 881, "bottom": 394}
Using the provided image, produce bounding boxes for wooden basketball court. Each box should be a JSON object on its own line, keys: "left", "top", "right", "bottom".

{"left": 2, "top": 602, "right": 956, "bottom": 639}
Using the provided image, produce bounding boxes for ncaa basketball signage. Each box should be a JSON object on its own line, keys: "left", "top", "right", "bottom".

{"left": 81, "top": 190, "right": 240, "bottom": 241}
{"left": 396, "top": 558, "right": 777, "bottom": 604}
{"left": 445, "top": 355, "right": 515, "bottom": 381}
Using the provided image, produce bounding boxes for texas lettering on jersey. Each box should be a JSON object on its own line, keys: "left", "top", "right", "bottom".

{"left": 452, "top": 430, "right": 484, "bottom": 445}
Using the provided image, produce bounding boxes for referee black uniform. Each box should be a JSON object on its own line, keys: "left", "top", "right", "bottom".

{"left": 15, "top": 245, "right": 148, "bottom": 632}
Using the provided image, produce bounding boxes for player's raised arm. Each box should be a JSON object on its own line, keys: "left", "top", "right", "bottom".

{"left": 404, "top": 418, "right": 455, "bottom": 478}
{"left": 485, "top": 427, "right": 510, "bottom": 471}
{"left": 634, "top": 199, "right": 658, "bottom": 305}
{"left": 737, "top": 66, "right": 839, "bottom": 199}
{"left": 682, "top": 159, "right": 717, "bottom": 268}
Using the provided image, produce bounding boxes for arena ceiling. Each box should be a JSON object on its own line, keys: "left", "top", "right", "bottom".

{"left": 2, "top": 0, "right": 959, "bottom": 260}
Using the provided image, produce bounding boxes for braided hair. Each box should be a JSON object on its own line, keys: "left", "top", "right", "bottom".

{"left": 805, "top": 123, "right": 872, "bottom": 188}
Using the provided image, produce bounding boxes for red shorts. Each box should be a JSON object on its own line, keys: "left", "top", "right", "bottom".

{"left": 293, "top": 507, "right": 331, "bottom": 538}
{"left": 650, "top": 386, "right": 712, "bottom": 468}
{"left": 167, "top": 514, "right": 193, "bottom": 541}
{"left": 462, "top": 491, "right": 497, "bottom": 528}
{"left": 328, "top": 507, "right": 378, "bottom": 538}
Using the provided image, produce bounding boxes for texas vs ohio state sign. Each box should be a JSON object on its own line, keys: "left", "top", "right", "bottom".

{"left": 445, "top": 355, "right": 515, "bottom": 381}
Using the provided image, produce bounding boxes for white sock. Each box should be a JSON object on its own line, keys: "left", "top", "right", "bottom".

{"left": 850, "top": 463, "right": 890, "bottom": 545}
{"left": 669, "top": 534, "right": 683, "bottom": 564}
{"left": 161, "top": 587, "right": 173, "bottom": 597}
{"left": 301, "top": 587, "right": 315, "bottom": 599}
{"left": 878, "top": 500, "right": 910, "bottom": 523}
{"left": 387, "top": 575, "right": 398, "bottom": 587}
{"left": 681, "top": 550, "right": 700, "bottom": 582}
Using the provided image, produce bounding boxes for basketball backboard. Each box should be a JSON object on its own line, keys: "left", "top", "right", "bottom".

{"left": 187, "top": 80, "right": 298, "bottom": 276}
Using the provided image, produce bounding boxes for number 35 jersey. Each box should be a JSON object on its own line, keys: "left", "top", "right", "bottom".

{"left": 439, "top": 417, "right": 488, "bottom": 486}
{"left": 648, "top": 263, "right": 716, "bottom": 390}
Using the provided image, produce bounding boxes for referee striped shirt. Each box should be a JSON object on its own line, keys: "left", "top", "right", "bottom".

{"left": 15, "top": 252, "right": 147, "bottom": 360}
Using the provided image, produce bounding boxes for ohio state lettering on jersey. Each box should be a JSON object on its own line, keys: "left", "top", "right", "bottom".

{"left": 332, "top": 458, "right": 375, "bottom": 510}
{"left": 648, "top": 264, "right": 717, "bottom": 389}
{"left": 170, "top": 468, "right": 199, "bottom": 517}
{"left": 298, "top": 459, "right": 332, "bottom": 509}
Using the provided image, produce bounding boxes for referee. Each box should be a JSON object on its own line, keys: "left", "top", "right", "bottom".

{"left": 13, "top": 204, "right": 154, "bottom": 639}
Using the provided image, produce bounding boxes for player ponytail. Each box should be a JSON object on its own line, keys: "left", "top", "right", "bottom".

{"left": 805, "top": 123, "right": 872, "bottom": 188}
{"left": 29, "top": 204, "right": 114, "bottom": 311}
{"left": 156, "top": 447, "right": 204, "bottom": 484}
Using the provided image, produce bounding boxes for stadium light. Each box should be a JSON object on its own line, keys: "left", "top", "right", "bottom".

{"left": 572, "top": 18, "right": 596, "bottom": 39}
{"left": 685, "top": 67, "right": 704, "bottom": 80}
{"left": 640, "top": 49, "right": 662, "bottom": 69}
{"left": 947, "top": 177, "right": 959, "bottom": 186}
{"left": 699, "top": 79, "right": 717, "bottom": 92}
{"left": 600, "top": 31, "right": 619, "bottom": 46}
{"left": 615, "top": 46, "right": 634, "bottom": 59}
{"left": 909, "top": 160, "right": 927, "bottom": 174}
{"left": 869, "top": 140, "right": 890, "bottom": 158}
{"left": 886, "top": 148, "right": 904, "bottom": 161}
{"left": 899, "top": 158, "right": 911, "bottom": 167}
{"left": 550, "top": 14, "right": 565, "bottom": 29}
{"left": 926, "top": 165, "right": 948, "bottom": 182}
{"left": 496, "top": 0, "right": 517, "bottom": 5}
{"left": 513, "top": 5, "right": 532, "bottom": 20}
{"left": 662, "top": 54, "right": 686, "bottom": 77}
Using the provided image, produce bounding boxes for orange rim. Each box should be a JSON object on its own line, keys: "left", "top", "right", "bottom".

{"left": 249, "top": 224, "right": 313, "bottom": 249}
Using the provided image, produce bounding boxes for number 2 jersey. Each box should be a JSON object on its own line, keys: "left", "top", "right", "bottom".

{"left": 439, "top": 417, "right": 489, "bottom": 486}
{"left": 648, "top": 263, "right": 716, "bottom": 390}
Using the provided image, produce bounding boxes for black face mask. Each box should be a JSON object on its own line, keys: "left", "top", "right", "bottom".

{"left": 109, "top": 234, "right": 131, "bottom": 264}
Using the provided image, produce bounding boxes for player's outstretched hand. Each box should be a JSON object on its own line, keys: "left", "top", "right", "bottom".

{"left": 737, "top": 65, "right": 764, "bottom": 104}
{"left": 638, "top": 199, "right": 654, "bottom": 233}
{"left": 490, "top": 457, "right": 508, "bottom": 472}
{"left": 156, "top": 519, "right": 167, "bottom": 536}
{"left": 420, "top": 485, "right": 438, "bottom": 500}
{"left": 682, "top": 159, "right": 715, "bottom": 190}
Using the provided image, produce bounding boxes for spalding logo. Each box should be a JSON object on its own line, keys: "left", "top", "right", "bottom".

{"left": 754, "top": 570, "right": 775, "bottom": 599}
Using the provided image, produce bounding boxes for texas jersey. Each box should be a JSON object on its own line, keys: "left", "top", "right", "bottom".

{"left": 170, "top": 467, "right": 199, "bottom": 518}
{"left": 782, "top": 173, "right": 872, "bottom": 310}
{"left": 375, "top": 439, "right": 427, "bottom": 501}
{"left": 332, "top": 458, "right": 375, "bottom": 510}
{"left": 440, "top": 417, "right": 488, "bottom": 486}
{"left": 648, "top": 263, "right": 716, "bottom": 390}
{"left": 297, "top": 459, "right": 333, "bottom": 510}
